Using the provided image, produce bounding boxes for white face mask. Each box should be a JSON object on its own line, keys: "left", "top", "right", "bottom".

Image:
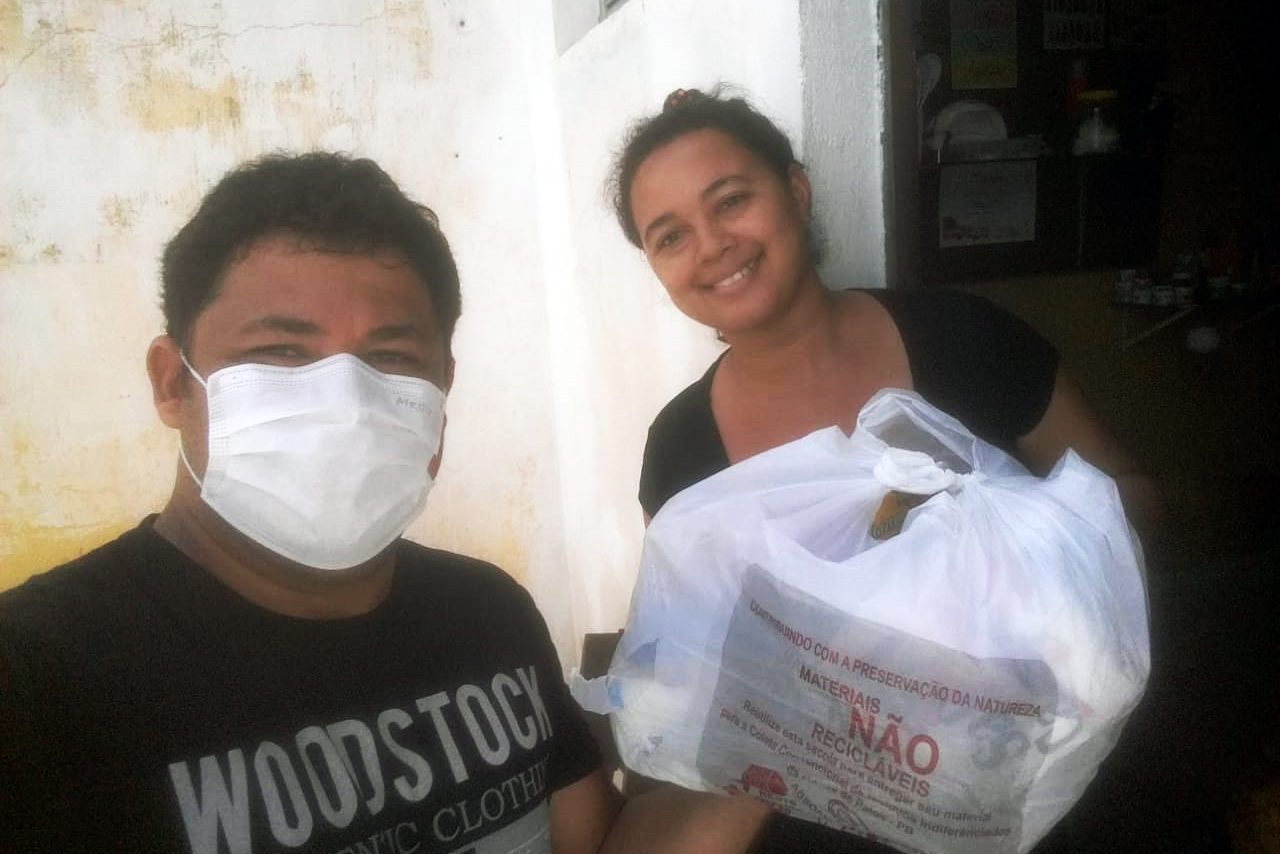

{"left": 179, "top": 352, "right": 446, "bottom": 570}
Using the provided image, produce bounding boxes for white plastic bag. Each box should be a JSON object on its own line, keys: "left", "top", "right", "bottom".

{"left": 573, "top": 390, "right": 1149, "bottom": 854}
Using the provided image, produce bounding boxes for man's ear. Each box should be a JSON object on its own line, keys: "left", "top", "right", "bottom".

{"left": 427, "top": 356, "right": 454, "bottom": 480}
{"left": 442, "top": 355, "right": 456, "bottom": 393}
{"left": 428, "top": 412, "right": 447, "bottom": 480}
{"left": 147, "top": 335, "right": 188, "bottom": 429}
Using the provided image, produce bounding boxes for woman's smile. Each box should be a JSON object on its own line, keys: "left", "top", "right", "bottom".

{"left": 704, "top": 255, "right": 760, "bottom": 293}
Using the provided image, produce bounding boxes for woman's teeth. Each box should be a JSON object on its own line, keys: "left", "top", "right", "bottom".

{"left": 712, "top": 260, "right": 756, "bottom": 290}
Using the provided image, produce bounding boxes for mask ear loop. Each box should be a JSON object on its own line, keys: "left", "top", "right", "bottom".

{"left": 177, "top": 351, "right": 209, "bottom": 489}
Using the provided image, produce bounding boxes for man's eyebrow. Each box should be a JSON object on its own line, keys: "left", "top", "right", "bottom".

{"left": 639, "top": 175, "right": 750, "bottom": 246}
{"left": 238, "top": 315, "right": 322, "bottom": 335}
{"left": 366, "top": 322, "right": 429, "bottom": 343}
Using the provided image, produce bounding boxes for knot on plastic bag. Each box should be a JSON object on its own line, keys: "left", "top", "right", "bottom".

{"left": 568, "top": 669, "right": 623, "bottom": 714}
{"left": 873, "top": 447, "right": 962, "bottom": 494}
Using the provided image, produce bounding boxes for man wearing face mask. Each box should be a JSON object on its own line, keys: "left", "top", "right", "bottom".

{"left": 0, "top": 153, "right": 769, "bottom": 854}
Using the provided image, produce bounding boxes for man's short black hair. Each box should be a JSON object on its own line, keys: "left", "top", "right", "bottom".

{"left": 161, "top": 152, "right": 461, "bottom": 353}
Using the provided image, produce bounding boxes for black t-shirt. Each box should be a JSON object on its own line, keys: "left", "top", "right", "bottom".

{"left": 0, "top": 519, "right": 600, "bottom": 854}
{"left": 640, "top": 288, "right": 1059, "bottom": 518}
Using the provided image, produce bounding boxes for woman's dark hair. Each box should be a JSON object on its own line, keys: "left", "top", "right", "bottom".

{"left": 611, "top": 86, "right": 804, "bottom": 248}
{"left": 161, "top": 152, "right": 461, "bottom": 353}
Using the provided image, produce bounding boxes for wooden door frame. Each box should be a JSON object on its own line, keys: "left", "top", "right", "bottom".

{"left": 882, "top": 0, "right": 921, "bottom": 289}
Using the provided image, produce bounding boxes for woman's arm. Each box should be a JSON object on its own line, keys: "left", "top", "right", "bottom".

{"left": 551, "top": 769, "right": 772, "bottom": 854}
{"left": 599, "top": 785, "right": 771, "bottom": 854}
{"left": 1016, "top": 368, "right": 1164, "bottom": 546}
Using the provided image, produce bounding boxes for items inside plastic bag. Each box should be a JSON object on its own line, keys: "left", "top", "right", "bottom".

{"left": 573, "top": 390, "right": 1149, "bottom": 854}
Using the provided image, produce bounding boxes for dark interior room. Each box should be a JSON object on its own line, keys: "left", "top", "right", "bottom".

{"left": 887, "top": 1, "right": 1279, "bottom": 849}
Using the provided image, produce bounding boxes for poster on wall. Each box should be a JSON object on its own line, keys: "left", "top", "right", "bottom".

{"left": 939, "top": 160, "right": 1036, "bottom": 247}
{"left": 1109, "top": 0, "right": 1169, "bottom": 50}
{"left": 1044, "top": 0, "right": 1106, "bottom": 50}
{"left": 950, "top": 0, "right": 1017, "bottom": 90}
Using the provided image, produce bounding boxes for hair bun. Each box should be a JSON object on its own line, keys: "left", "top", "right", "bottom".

{"left": 663, "top": 88, "right": 704, "bottom": 112}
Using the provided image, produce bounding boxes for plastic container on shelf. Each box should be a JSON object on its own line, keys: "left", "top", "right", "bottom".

{"left": 1072, "top": 90, "right": 1121, "bottom": 156}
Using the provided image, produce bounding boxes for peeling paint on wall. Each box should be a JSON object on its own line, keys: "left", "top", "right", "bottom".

{"left": 0, "top": 519, "right": 133, "bottom": 589}
{"left": 268, "top": 66, "right": 354, "bottom": 139}
{"left": 272, "top": 67, "right": 316, "bottom": 99}
{"left": 0, "top": 12, "right": 98, "bottom": 112}
{"left": 101, "top": 196, "right": 136, "bottom": 229}
{"left": 0, "top": 1, "right": 22, "bottom": 55}
{"left": 125, "top": 70, "right": 242, "bottom": 134}
{"left": 387, "top": 1, "right": 433, "bottom": 78}
{"left": 0, "top": 424, "right": 174, "bottom": 588}
{"left": 8, "top": 192, "right": 41, "bottom": 232}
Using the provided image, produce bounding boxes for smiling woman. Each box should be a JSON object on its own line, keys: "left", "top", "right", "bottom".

{"left": 608, "top": 88, "right": 1164, "bottom": 852}
{"left": 613, "top": 87, "right": 1160, "bottom": 540}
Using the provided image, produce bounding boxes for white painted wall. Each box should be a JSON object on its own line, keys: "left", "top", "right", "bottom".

{"left": 544, "top": 0, "right": 806, "bottom": 645}
{"left": 801, "top": 0, "right": 889, "bottom": 289}
{"left": 552, "top": 0, "right": 600, "bottom": 54}
{"left": 1, "top": 0, "right": 885, "bottom": 666}
{"left": 543, "top": 0, "right": 889, "bottom": 645}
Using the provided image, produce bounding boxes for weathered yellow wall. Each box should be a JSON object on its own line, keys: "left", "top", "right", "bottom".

{"left": 0, "top": 1, "right": 554, "bottom": 592}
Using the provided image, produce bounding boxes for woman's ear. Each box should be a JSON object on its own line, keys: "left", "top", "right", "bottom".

{"left": 147, "top": 335, "right": 188, "bottom": 429}
{"left": 787, "top": 164, "right": 813, "bottom": 223}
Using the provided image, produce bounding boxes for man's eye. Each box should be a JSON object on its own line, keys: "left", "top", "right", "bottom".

{"left": 367, "top": 351, "right": 420, "bottom": 370}
{"left": 718, "top": 192, "right": 748, "bottom": 212}
{"left": 247, "top": 345, "right": 308, "bottom": 363}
